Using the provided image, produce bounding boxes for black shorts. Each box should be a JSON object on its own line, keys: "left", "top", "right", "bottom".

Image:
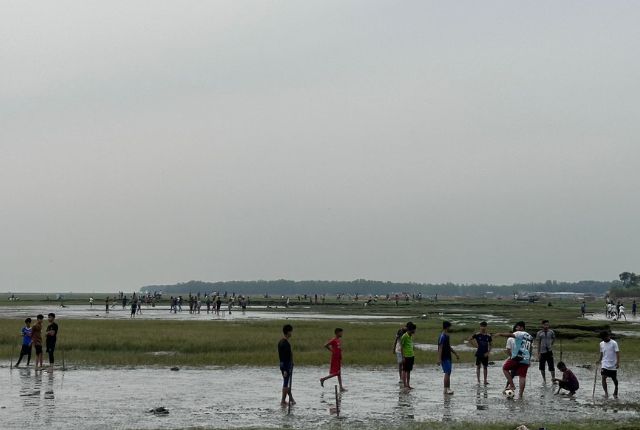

{"left": 539, "top": 351, "right": 554, "bottom": 371}
{"left": 403, "top": 356, "right": 415, "bottom": 372}
{"left": 601, "top": 368, "right": 617, "bottom": 379}
{"left": 475, "top": 355, "right": 489, "bottom": 367}
{"left": 35, "top": 345, "right": 43, "bottom": 355}
{"left": 20, "top": 344, "right": 32, "bottom": 355}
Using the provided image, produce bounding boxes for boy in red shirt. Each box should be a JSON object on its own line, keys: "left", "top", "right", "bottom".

{"left": 320, "top": 328, "right": 346, "bottom": 391}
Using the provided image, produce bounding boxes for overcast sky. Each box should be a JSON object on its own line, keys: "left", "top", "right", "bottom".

{"left": 2, "top": 1, "right": 639, "bottom": 293}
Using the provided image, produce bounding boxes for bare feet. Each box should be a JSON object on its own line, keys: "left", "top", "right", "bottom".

{"left": 320, "top": 378, "right": 324, "bottom": 387}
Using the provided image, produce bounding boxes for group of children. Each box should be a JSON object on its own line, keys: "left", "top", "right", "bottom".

{"left": 277, "top": 318, "right": 622, "bottom": 406}
{"left": 15, "top": 313, "right": 59, "bottom": 370}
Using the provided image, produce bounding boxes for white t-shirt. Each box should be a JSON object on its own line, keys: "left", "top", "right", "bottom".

{"left": 506, "top": 337, "right": 515, "bottom": 351}
{"left": 600, "top": 339, "right": 619, "bottom": 370}
{"left": 619, "top": 305, "right": 625, "bottom": 313}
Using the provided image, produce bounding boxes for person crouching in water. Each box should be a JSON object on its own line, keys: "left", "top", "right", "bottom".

{"left": 553, "top": 361, "right": 579, "bottom": 396}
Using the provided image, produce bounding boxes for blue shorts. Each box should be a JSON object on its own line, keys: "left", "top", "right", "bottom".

{"left": 441, "top": 359, "right": 452, "bottom": 374}
{"left": 281, "top": 366, "right": 293, "bottom": 387}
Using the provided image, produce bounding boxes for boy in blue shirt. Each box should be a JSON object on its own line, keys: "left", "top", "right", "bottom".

{"left": 15, "top": 318, "right": 32, "bottom": 367}
{"left": 438, "top": 321, "right": 459, "bottom": 395}
{"left": 468, "top": 321, "right": 492, "bottom": 385}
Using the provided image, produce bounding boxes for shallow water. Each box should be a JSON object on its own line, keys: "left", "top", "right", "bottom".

{"left": 0, "top": 364, "right": 637, "bottom": 430}
{"left": 0, "top": 305, "right": 408, "bottom": 322}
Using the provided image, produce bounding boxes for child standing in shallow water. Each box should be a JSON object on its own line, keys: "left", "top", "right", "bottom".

{"left": 438, "top": 321, "right": 459, "bottom": 395}
{"left": 15, "top": 318, "right": 32, "bottom": 367}
{"left": 400, "top": 322, "right": 417, "bottom": 389}
{"left": 320, "top": 328, "right": 346, "bottom": 391}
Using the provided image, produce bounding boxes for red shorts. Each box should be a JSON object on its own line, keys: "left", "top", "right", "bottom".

{"left": 330, "top": 357, "right": 341, "bottom": 375}
{"left": 503, "top": 359, "right": 529, "bottom": 378}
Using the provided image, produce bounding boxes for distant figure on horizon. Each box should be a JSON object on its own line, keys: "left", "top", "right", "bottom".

{"left": 105, "top": 296, "right": 110, "bottom": 314}
{"left": 581, "top": 302, "right": 586, "bottom": 318}
{"left": 89, "top": 297, "right": 94, "bottom": 308}
{"left": 633, "top": 300, "right": 637, "bottom": 318}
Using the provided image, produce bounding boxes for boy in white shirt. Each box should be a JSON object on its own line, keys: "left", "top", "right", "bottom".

{"left": 598, "top": 331, "right": 620, "bottom": 398}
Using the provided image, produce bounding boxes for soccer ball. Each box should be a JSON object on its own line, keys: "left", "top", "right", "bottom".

{"left": 504, "top": 389, "right": 515, "bottom": 399}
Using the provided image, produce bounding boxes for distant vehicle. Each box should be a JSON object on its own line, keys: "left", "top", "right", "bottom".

{"left": 515, "top": 293, "right": 539, "bottom": 303}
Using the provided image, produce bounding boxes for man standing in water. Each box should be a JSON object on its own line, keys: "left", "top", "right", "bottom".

{"left": 598, "top": 331, "right": 620, "bottom": 398}
{"left": 438, "top": 321, "right": 459, "bottom": 395}
{"left": 45, "top": 313, "right": 58, "bottom": 369}
{"left": 468, "top": 321, "right": 492, "bottom": 385}
{"left": 105, "top": 296, "right": 110, "bottom": 314}
{"left": 278, "top": 324, "right": 295, "bottom": 406}
{"left": 536, "top": 320, "right": 556, "bottom": 384}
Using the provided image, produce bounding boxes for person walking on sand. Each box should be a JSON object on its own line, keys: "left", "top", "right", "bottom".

{"left": 495, "top": 321, "right": 533, "bottom": 399}
{"left": 536, "top": 320, "right": 556, "bottom": 384}
{"left": 15, "top": 318, "right": 33, "bottom": 367}
{"left": 45, "top": 313, "right": 58, "bottom": 369}
{"left": 393, "top": 325, "right": 407, "bottom": 383}
{"left": 438, "top": 321, "right": 459, "bottom": 395}
{"left": 467, "top": 321, "right": 492, "bottom": 385}
{"left": 278, "top": 324, "right": 295, "bottom": 406}
{"left": 320, "top": 328, "right": 346, "bottom": 391}
{"left": 400, "top": 322, "right": 416, "bottom": 389}
{"left": 598, "top": 331, "right": 620, "bottom": 399}
{"left": 32, "top": 314, "right": 44, "bottom": 369}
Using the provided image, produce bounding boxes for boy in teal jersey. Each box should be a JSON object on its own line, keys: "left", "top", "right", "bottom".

{"left": 495, "top": 321, "right": 533, "bottom": 399}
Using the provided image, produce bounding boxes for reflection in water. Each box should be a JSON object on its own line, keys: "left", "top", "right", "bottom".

{"left": 476, "top": 385, "right": 489, "bottom": 411}
{"left": 397, "top": 390, "right": 415, "bottom": 420}
{"left": 442, "top": 395, "right": 453, "bottom": 421}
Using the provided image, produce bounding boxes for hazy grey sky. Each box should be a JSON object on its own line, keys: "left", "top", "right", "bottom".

{"left": 2, "top": 1, "right": 639, "bottom": 292}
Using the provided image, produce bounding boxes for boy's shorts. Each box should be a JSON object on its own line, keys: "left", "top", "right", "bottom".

{"left": 280, "top": 367, "right": 293, "bottom": 387}
{"left": 503, "top": 359, "right": 529, "bottom": 378}
{"left": 20, "top": 344, "right": 32, "bottom": 355}
{"left": 601, "top": 368, "right": 617, "bottom": 379}
{"left": 403, "top": 356, "right": 414, "bottom": 372}
{"left": 475, "top": 355, "right": 489, "bottom": 367}
{"left": 539, "top": 351, "right": 554, "bottom": 372}
{"left": 396, "top": 352, "right": 403, "bottom": 364}
{"left": 441, "top": 359, "right": 452, "bottom": 374}
{"left": 34, "top": 345, "right": 43, "bottom": 355}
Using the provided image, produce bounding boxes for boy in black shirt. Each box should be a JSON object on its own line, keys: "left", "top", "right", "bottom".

{"left": 278, "top": 324, "right": 295, "bottom": 406}
{"left": 46, "top": 313, "right": 59, "bottom": 369}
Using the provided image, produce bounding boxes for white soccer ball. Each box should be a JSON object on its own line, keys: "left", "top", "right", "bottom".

{"left": 504, "top": 389, "right": 515, "bottom": 399}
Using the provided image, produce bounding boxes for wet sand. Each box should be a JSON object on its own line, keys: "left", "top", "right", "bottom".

{"left": 0, "top": 364, "right": 637, "bottom": 430}
{"left": 0, "top": 305, "right": 408, "bottom": 321}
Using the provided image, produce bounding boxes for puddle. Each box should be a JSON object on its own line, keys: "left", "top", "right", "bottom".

{"left": 0, "top": 365, "right": 638, "bottom": 429}
{"left": 0, "top": 305, "right": 408, "bottom": 321}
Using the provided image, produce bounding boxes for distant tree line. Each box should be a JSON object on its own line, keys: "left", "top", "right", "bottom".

{"left": 140, "top": 279, "right": 617, "bottom": 297}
